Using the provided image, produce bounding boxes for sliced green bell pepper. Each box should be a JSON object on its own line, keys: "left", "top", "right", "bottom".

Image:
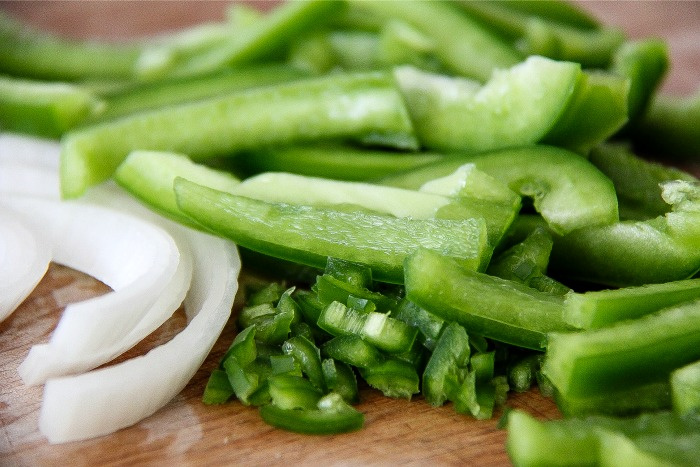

{"left": 0, "top": 74, "right": 104, "bottom": 138}
{"left": 174, "top": 178, "right": 490, "bottom": 283}
{"left": 393, "top": 57, "right": 580, "bottom": 153}
{"left": 404, "top": 248, "right": 574, "bottom": 350}
{"left": 61, "top": 71, "right": 418, "bottom": 198}
{"left": 349, "top": 0, "right": 521, "bottom": 82}
{"left": 382, "top": 145, "right": 619, "bottom": 235}
{"left": 543, "top": 299, "right": 700, "bottom": 399}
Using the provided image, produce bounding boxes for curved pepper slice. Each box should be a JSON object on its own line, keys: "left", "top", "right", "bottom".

{"left": 394, "top": 56, "right": 580, "bottom": 153}
{"left": 550, "top": 180, "right": 700, "bottom": 287}
{"left": 382, "top": 145, "right": 619, "bottom": 235}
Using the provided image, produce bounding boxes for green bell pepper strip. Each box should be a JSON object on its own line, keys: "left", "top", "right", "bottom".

{"left": 234, "top": 144, "right": 443, "bottom": 182}
{"left": 321, "top": 335, "right": 384, "bottom": 369}
{"left": 554, "top": 380, "right": 671, "bottom": 418}
{"left": 422, "top": 322, "right": 470, "bottom": 407}
{"left": 288, "top": 29, "right": 381, "bottom": 74}
{"left": 521, "top": 18, "right": 625, "bottom": 69}
{"left": 174, "top": 179, "right": 489, "bottom": 284}
{"left": 281, "top": 335, "right": 326, "bottom": 392}
{"left": 267, "top": 374, "right": 323, "bottom": 410}
{"left": 229, "top": 171, "right": 456, "bottom": 220}
{"left": 564, "top": 277, "right": 700, "bottom": 330}
{"left": 0, "top": 74, "right": 104, "bottom": 138}
{"left": 487, "top": 227, "right": 570, "bottom": 296}
{"left": 550, "top": 181, "right": 700, "bottom": 287}
{"left": 633, "top": 86, "right": 700, "bottom": 161}
{"left": 541, "top": 70, "right": 629, "bottom": 155}
{"left": 418, "top": 162, "right": 522, "bottom": 250}
{"left": 543, "top": 299, "right": 700, "bottom": 400}
{"left": 202, "top": 369, "right": 235, "bottom": 405}
{"left": 61, "top": 71, "right": 419, "bottom": 199}
{"left": 393, "top": 57, "right": 580, "bottom": 153}
{"left": 259, "top": 392, "right": 364, "bottom": 435}
{"left": 148, "top": 0, "right": 344, "bottom": 79}
{"left": 377, "top": 20, "right": 441, "bottom": 72}
{"left": 455, "top": 0, "right": 599, "bottom": 42}
{"left": 506, "top": 409, "right": 700, "bottom": 467}
{"left": 317, "top": 301, "right": 418, "bottom": 355}
{"left": 322, "top": 358, "right": 359, "bottom": 404}
{"left": 588, "top": 143, "right": 697, "bottom": 221}
{"left": 348, "top": 0, "right": 521, "bottom": 82}
{"left": 382, "top": 145, "right": 619, "bottom": 236}
{"left": 114, "top": 150, "right": 240, "bottom": 228}
{"left": 404, "top": 248, "right": 574, "bottom": 350}
{"left": 611, "top": 39, "right": 669, "bottom": 129}
{"left": 0, "top": 11, "right": 141, "bottom": 81}
{"left": 358, "top": 358, "right": 420, "bottom": 399}
{"left": 671, "top": 360, "right": 700, "bottom": 416}
{"left": 493, "top": 1, "right": 600, "bottom": 30}
{"left": 93, "top": 64, "right": 308, "bottom": 123}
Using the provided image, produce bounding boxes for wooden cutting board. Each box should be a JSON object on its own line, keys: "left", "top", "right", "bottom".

{"left": 1, "top": 2, "right": 699, "bottom": 465}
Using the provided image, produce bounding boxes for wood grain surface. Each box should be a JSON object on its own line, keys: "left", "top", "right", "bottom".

{"left": 1, "top": 2, "right": 699, "bottom": 466}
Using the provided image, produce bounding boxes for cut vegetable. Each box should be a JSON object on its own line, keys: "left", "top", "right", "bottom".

{"left": 394, "top": 57, "right": 580, "bottom": 152}
{"left": 0, "top": 208, "right": 51, "bottom": 322}
{"left": 174, "top": 178, "right": 489, "bottom": 283}
{"left": 38, "top": 228, "right": 240, "bottom": 443}
{"left": 2, "top": 195, "right": 180, "bottom": 385}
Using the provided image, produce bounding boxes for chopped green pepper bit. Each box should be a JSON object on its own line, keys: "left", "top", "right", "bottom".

{"left": 321, "top": 335, "right": 385, "bottom": 369}
{"left": 588, "top": 143, "right": 697, "bottom": 221}
{"left": 359, "top": 358, "right": 420, "bottom": 399}
{"left": 422, "top": 322, "right": 470, "bottom": 407}
{"left": 202, "top": 369, "right": 235, "bottom": 405}
{"left": 259, "top": 393, "right": 364, "bottom": 435}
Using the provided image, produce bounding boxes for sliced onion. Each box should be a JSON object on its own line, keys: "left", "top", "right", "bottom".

{"left": 0, "top": 132, "right": 60, "bottom": 169}
{"left": 39, "top": 230, "right": 240, "bottom": 443}
{"left": 0, "top": 196, "right": 181, "bottom": 386}
{"left": 20, "top": 228, "right": 192, "bottom": 382}
{"left": 0, "top": 163, "right": 61, "bottom": 199}
{"left": 0, "top": 208, "right": 51, "bottom": 323}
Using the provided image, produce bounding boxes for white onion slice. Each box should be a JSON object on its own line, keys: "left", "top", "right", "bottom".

{"left": 39, "top": 231, "right": 240, "bottom": 443}
{"left": 20, "top": 229, "right": 192, "bottom": 382}
{"left": 0, "top": 163, "right": 61, "bottom": 199}
{"left": 0, "top": 196, "right": 181, "bottom": 386}
{"left": 0, "top": 208, "right": 51, "bottom": 323}
{"left": 0, "top": 132, "right": 60, "bottom": 169}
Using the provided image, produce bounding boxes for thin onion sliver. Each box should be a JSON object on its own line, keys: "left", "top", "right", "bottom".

{"left": 39, "top": 231, "right": 240, "bottom": 443}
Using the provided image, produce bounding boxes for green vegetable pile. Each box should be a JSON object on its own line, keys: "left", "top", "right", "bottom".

{"left": 3, "top": 0, "right": 700, "bottom": 464}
